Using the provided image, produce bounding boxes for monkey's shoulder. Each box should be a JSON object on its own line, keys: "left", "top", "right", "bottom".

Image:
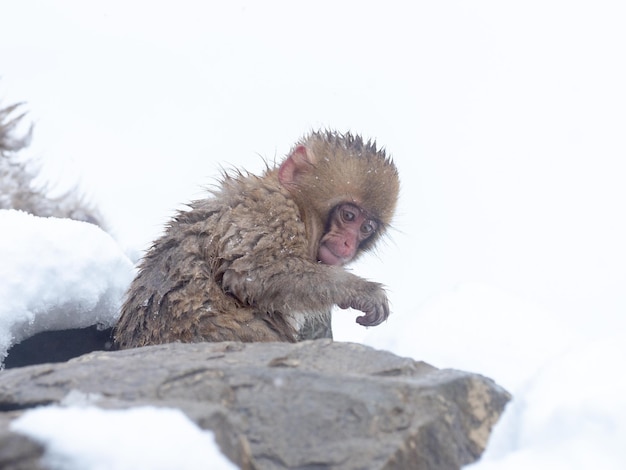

{"left": 172, "top": 175, "right": 302, "bottom": 246}
{"left": 220, "top": 172, "right": 290, "bottom": 202}
{"left": 214, "top": 175, "right": 300, "bottom": 223}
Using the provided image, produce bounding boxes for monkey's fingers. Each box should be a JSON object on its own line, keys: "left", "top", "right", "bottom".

{"left": 355, "top": 313, "right": 382, "bottom": 327}
{"left": 355, "top": 303, "right": 389, "bottom": 327}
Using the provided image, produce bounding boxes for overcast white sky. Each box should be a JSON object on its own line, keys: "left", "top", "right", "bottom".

{"left": 1, "top": 0, "right": 625, "bottom": 344}
{"left": 2, "top": 3, "right": 626, "bottom": 467}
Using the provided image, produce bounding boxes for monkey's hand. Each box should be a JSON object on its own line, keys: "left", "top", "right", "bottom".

{"left": 338, "top": 281, "right": 389, "bottom": 327}
{"left": 223, "top": 260, "right": 390, "bottom": 327}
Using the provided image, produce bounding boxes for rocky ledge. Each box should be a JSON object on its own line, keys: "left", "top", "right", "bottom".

{"left": 0, "top": 340, "right": 510, "bottom": 469}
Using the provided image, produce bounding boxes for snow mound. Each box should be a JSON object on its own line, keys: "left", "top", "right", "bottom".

{"left": 0, "top": 209, "right": 135, "bottom": 363}
{"left": 11, "top": 405, "right": 236, "bottom": 470}
{"left": 472, "top": 336, "right": 626, "bottom": 470}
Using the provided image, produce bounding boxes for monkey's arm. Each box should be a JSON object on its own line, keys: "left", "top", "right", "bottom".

{"left": 221, "top": 259, "right": 389, "bottom": 327}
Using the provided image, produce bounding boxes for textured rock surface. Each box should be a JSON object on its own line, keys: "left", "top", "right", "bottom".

{"left": 0, "top": 340, "right": 510, "bottom": 469}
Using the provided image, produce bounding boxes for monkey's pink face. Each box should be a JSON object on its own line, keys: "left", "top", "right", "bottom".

{"left": 317, "top": 203, "right": 378, "bottom": 266}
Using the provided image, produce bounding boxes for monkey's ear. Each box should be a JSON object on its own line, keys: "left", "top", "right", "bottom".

{"left": 278, "top": 145, "right": 315, "bottom": 186}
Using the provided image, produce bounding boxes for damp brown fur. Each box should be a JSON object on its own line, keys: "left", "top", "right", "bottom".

{"left": 114, "top": 130, "right": 399, "bottom": 348}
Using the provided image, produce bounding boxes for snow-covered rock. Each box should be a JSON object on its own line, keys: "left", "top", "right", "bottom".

{"left": 0, "top": 209, "right": 135, "bottom": 365}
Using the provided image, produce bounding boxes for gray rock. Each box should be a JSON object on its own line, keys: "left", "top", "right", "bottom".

{"left": 0, "top": 340, "right": 510, "bottom": 469}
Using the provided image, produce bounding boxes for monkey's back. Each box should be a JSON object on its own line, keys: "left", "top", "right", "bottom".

{"left": 114, "top": 172, "right": 305, "bottom": 348}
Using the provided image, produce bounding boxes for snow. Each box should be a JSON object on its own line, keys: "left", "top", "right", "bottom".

{"left": 1, "top": 1, "right": 626, "bottom": 469}
{"left": 466, "top": 336, "right": 626, "bottom": 470}
{"left": 10, "top": 404, "right": 236, "bottom": 470}
{"left": 361, "top": 283, "right": 579, "bottom": 393}
{"left": 361, "top": 286, "right": 626, "bottom": 470}
{"left": 0, "top": 210, "right": 135, "bottom": 363}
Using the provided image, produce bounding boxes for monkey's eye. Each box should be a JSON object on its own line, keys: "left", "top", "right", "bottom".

{"left": 360, "top": 220, "right": 377, "bottom": 237}
{"left": 340, "top": 206, "right": 358, "bottom": 223}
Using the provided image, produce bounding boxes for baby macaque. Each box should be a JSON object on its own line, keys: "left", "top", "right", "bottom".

{"left": 114, "top": 130, "right": 399, "bottom": 348}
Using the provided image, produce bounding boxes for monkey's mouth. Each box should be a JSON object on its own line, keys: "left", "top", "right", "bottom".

{"left": 317, "top": 245, "right": 346, "bottom": 266}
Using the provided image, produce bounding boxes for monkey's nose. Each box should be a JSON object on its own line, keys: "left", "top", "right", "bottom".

{"left": 338, "top": 239, "right": 357, "bottom": 259}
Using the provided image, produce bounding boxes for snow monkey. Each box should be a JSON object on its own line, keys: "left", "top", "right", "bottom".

{"left": 114, "top": 130, "right": 399, "bottom": 348}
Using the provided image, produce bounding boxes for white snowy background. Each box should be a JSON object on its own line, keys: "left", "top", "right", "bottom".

{"left": 1, "top": 1, "right": 625, "bottom": 469}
